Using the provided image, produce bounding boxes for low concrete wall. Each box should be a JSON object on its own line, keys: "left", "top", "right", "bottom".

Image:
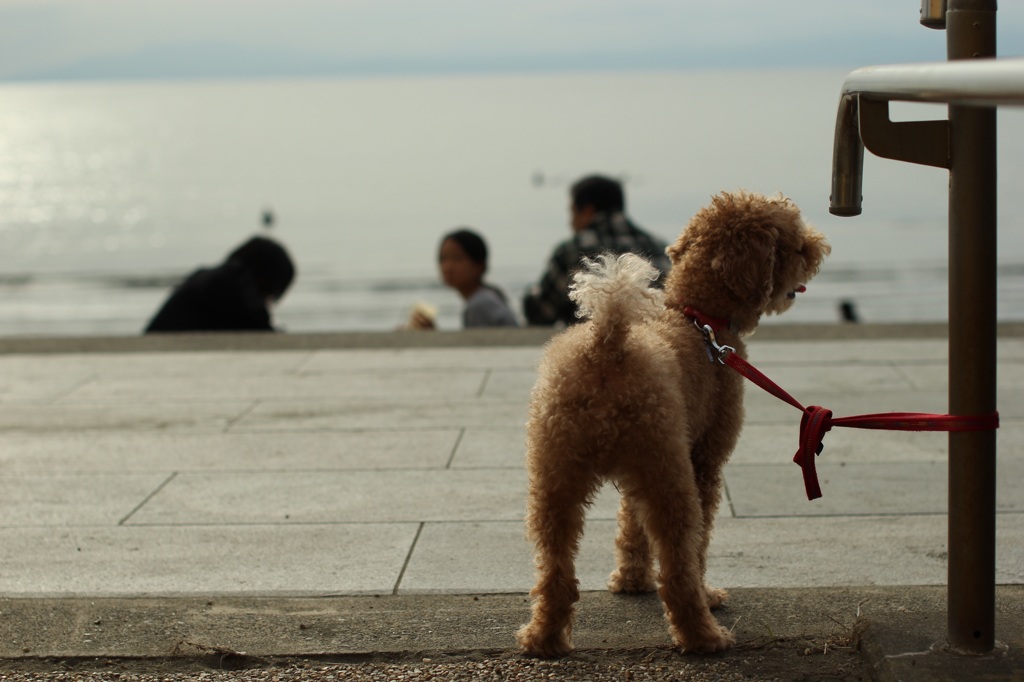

{"left": 0, "top": 322, "right": 1021, "bottom": 354}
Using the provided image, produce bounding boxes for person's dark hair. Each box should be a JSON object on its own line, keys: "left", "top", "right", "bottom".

{"left": 227, "top": 236, "right": 295, "bottom": 300}
{"left": 440, "top": 228, "right": 510, "bottom": 303}
{"left": 570, "top": 175, "right": 625, "bottom": 213}
{"left": 441, "top": 228, "right": 488, "bottom": 269}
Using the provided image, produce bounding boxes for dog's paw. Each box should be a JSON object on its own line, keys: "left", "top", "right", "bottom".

{"left": 677, "top": 624, "right": 735, "bottom": 654}
{"left": 704, "top": 585, "right": 729, "bottom": 609}
{"left": 607, "top": 569, "right": 657, "bottom": 594}
{"left": 515, "top": 623, "right": 573, "bottom": 659}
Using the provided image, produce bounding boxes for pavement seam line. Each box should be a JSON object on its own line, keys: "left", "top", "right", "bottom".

{"left": 723, "top": 480, "right": 738, "bottom": 518}
{"left": 393, "top": 522, "right": 425, "bottom": 595}
{"left": 223, "top": 400, "right": 260, "bottom": 432}
{"left": 47, "top": 374, "right": 97, "bottom": 404}
{"left": 889, "top": 359, "right": 921, "bottom": 391}
{"left": 476, "top": 369, "right": 492, "bottom": 398}
{"left": 291, "top": 350, "right": 318, "bottom": 374}
{"left": 446, "top": 428, "right": 466, "bottom": 469}
{"left": 119, "top": 472, "right": 178, "bottom": 526}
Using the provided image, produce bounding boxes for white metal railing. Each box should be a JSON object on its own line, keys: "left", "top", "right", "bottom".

{"left": 840, "top": 57, "right": 1024, "bottom": 106}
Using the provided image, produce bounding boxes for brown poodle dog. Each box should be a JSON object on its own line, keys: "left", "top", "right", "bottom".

{"left": 516, "top": 190, "right": 830, "bottom": 657}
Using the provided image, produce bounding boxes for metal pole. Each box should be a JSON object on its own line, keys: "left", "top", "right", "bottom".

{"left": 946, "top": 0, "right": 998, "bottom": 654}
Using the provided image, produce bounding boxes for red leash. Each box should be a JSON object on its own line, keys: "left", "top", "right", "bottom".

{"left": 683, "top": 307, "right": 1000, "bottom": 500}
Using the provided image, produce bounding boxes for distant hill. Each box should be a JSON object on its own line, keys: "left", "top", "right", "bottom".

{"left": 2, "top": 35, "right": 961, "bottom": 83}
{"left": 10, "top": 42, "right": 369, "bottom": 81}
{"left": 7, "top": 41, "right": 669, "bottom": 82}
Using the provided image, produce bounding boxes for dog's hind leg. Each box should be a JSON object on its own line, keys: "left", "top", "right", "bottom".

{"left": 516, "top": 468, "right": 599, "bottom": 658}
{"left": 608, "top": 494, "right": 657, "bottom": 593}
{"left": 633, "top": 464, "right": 734, "bottom": 654}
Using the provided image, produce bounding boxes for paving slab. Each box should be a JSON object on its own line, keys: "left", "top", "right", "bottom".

{"left": 0, "top": 524, "right": 419, "bottom": 597}
{"left": 0, "top": 473, "right": 172, "bottom": 527}
{"left": 234, "top": 398, "right": 529, "bottom": 431}
{"left": 0, "top": 401, "right": 254, "bottom": 432}
{"left": 59, "top": 369, "right": 493, "bottom": 403}
{"left": 733, "top": 362, "right": 916, "bottom": 393}
{"left": 297, "top": 346, "right": 544, "bottom": 372}
{"left": 448, "top": 426, "right": 527, "bottom": 468}
{"left": 400, "top": 520, "right": 620, "bottom": 594}
{"left": 746, "top": 337, "right": 952, "bottom": 363}
{"left": 726, "top": 458, "right": 1024, "bottom": 516}
{"left": 710, "top": 513, "right": 1024, "bottom": 587}
{"left": 121, "top": 471, "right": 623, "bottom": 527}
{"left": 0, "top": 430, "right": 463, "bottom": 473}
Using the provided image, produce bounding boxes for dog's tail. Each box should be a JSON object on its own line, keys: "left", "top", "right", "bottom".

{"left": 570, "top": 252, "right": 665, "bottom": 344}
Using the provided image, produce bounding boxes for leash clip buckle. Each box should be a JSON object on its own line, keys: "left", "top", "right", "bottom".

{"left": 697, "top": 322, "right": 735, "bottom": 365}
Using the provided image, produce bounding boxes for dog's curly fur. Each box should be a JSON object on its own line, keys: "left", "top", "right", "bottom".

{"left": 516, "top": 190, "right": 830, "bottom": 657}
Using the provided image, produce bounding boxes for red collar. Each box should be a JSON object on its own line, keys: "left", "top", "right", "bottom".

{"left": 683, "top": 306, "right": 734, "bottom": 335}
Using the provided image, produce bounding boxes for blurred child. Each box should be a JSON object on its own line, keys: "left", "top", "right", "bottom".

{"left": 409, "top": 228, "right": 518, "bottom": 329}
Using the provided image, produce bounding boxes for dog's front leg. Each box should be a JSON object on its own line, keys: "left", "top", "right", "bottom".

{"left": 608, "top": 493, "right": 657, "bottom": 593}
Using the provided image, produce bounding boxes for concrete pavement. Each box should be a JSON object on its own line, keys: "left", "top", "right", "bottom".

{"left": 0, "top": 325, "right": 1022, "bottom": 679}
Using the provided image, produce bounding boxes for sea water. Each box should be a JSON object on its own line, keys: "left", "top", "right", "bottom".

{"left": 2, "top": 69, "right": 1024, "bottom": 336}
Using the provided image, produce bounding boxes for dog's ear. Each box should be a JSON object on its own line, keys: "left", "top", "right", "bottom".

{"left": 712, "top": 227, "right": 777, "bottom": 309}
{"left": 798, "top": 230, "right": 831, "bottom": 274}
{"left": 666, "top": 233, "right": 689, "bottom": 263}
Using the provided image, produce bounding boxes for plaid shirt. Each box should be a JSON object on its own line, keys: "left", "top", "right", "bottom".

{"left": 523, "top": 211, "right": 671, "bottom": 326}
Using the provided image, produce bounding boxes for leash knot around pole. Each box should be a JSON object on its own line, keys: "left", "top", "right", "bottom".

{"left": 681, "top": 306, "right": 999, "bottom": 501}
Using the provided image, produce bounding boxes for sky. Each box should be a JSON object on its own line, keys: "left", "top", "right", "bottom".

{"left": 2, "top": 0, "right": 1024, "bottom": 82}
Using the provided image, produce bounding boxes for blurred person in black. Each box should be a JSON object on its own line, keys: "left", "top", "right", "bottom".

{"left": 145, "top": 236, "right": 295, "bottom": 333}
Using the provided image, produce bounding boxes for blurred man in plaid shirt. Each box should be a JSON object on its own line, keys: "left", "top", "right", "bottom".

{"left": 523, "top": 174, "right": 671, "bottom": 326}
